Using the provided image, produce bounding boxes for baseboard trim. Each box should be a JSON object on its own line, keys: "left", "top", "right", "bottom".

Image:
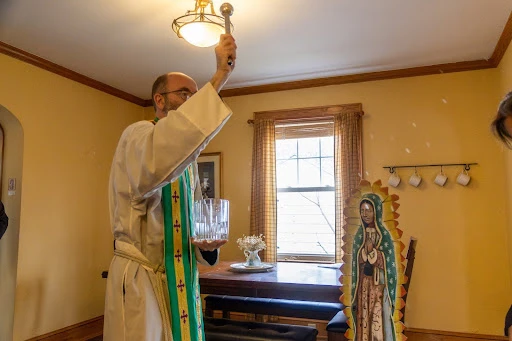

{"left": 27, "top": 315, "right": 103, "bottom": 341}
{"left": 25, "top": 315, "right": 508, "bottom": 341}
{"left": 406, "top": 327, "right": 508, "bottom": 341}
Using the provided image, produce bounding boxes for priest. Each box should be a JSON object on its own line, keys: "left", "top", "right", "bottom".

{"left": 103, "top": 34, "right": 236, "bottom": 341}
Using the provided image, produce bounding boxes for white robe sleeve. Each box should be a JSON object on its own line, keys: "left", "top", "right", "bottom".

{"left": 122, "top": 83, "right": 231, "bottom": 201}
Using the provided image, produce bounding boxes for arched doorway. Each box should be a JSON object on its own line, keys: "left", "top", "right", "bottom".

{"left": 0, "top": 105, "right": 24, "bottom": 341}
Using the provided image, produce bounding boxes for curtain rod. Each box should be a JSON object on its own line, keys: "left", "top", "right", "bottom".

{"left": 246, "top": 119, "right": 335, "bottom": 125}
{"left": 247, "top": 111, "right": 364, "bottom": 125}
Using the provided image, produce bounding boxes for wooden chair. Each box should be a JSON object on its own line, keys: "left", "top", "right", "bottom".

{"left": 401, "top": 237, "right": 417, "bottom": 323}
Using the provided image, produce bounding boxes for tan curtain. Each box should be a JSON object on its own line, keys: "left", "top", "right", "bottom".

{"left": 250, "top": 118, "right": 277, "bottom": 262}
{"left": 334, "top": 112, "right": 363, "bottom": 263}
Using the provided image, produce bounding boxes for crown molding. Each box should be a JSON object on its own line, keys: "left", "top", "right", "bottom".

{"left": 1, "top": 11, "right": 511, "bottom": 105}
{"left": 219, "top": 59, "right": 494, "bottom": 98}
{"left": 0, "top": 41, "right": 147, "bottom": 106}
{"left": 219, "top": 11, "right": 512, "bottom": 98}
{"left": 490, "top": 11, "right": 512, "bottom": 67}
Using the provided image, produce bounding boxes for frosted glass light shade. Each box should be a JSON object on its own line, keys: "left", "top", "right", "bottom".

{"left": 179, "top": 22, "right": 224, "bottom": 47}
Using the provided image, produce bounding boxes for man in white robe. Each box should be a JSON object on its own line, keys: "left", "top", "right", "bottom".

{"left": 104, "top": 34, "right": 236, "bottom": 340}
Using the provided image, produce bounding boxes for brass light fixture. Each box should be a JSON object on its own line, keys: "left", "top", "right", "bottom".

{"left": 172, "top": 0, "right": 234, "bottom": 48}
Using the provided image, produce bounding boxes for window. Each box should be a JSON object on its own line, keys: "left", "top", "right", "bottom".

{"left": 275, "top": 121, "right": 335, "bottom": 262}
{"left": 250, "top": 103, "right": 362, "bottom": 264}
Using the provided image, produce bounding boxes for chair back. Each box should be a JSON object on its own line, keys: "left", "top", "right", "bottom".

{"left": 401, "top": 237, "right": 417, "bottom": 323}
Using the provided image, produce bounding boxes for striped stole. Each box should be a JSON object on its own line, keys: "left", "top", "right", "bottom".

{"left": 151, "top": 118, "right": 204, "bottom": 341}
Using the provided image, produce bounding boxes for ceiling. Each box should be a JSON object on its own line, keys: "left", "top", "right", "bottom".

{"left": 0, "top": 0, "right": 511, "bottom": 101}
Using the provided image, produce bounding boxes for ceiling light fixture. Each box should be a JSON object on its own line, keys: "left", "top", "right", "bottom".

{"left": 172, "top": 0, "right": 234, "bottom": 48}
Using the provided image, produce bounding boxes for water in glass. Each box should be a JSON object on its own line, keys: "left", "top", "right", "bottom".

{"left": 193, "top": 199, "right": 229, "bottom": 241}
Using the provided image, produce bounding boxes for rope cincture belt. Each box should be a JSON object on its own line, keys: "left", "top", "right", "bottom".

{"left": 114, "top": 249, "right": 173, "bottom": 341}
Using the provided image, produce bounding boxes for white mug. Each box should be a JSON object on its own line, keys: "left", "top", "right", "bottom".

{"left": 456, "top": 170, "right": 471, "bottom": 186}
{"left": 409, "top": 171, "right": 422, "bottom": 187}
{"left": 434, "top": 171, "right": 448, "bottom": 187}
{"left": 388, "top": 172, "right": 401, "bottom": 188}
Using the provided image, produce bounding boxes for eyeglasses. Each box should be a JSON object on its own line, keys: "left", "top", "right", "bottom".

{"left": 159, "top": 89, "right": 196, "bottom": 101}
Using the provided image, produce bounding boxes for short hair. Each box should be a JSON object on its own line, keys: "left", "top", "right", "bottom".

{"left": 491, "top": 91, "right": 512, "bottom": 148}
{"left": 151, "top": 74, "right": 170, "bottom": 111}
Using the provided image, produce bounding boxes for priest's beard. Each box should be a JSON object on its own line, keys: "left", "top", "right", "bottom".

{"left": 163, "top": 96, "right": 181, "bottom": 114}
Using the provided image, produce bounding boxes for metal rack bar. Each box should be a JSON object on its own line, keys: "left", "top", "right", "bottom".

{"left": 383, "top": 163, "right": 478, "bottom": 173}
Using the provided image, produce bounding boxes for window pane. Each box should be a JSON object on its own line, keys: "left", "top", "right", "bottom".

{"left": 276, "top": 139, "right": 297, "bottom": 160}
{"left": 276, "top": 159, "right": 297, "bottom": 187}
{"left": 298, "top": 138, "right": 320, "bottom": 158}
{"left": 298, "top": 159, "right": 320, "bottom": 187}
{"left": 277, "top": 191, "right": 335, "bottom": 256}
{"left": 321, "top": 136, "right": 334, "bottom": 157}
{"left": 321, "top": 157, "right": 334, "bottom": 186}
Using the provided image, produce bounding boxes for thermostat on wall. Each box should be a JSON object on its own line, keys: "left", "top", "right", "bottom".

{"left": 8, "top": 178, "right": 15, "bottom": 196}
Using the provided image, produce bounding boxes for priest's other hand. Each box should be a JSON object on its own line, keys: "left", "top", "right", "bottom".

{"left": 191, "top": 238, "right": 228, "bottom": 251}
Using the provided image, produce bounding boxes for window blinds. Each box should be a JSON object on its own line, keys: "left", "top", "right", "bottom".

{"left": 275, "top": 120, "right": 334, "bottom": 140}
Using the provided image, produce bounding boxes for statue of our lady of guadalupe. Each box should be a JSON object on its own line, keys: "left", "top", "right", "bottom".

{"left": 341, "top": 180, "right": 407, "bottom": 341}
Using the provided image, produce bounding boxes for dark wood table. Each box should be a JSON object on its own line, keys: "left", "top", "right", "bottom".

{"left": 199, "top": 261, "right": 342, "bottom": 303}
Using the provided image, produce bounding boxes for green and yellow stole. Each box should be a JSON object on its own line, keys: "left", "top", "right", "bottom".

{"left": 152, "top": 118, "right": 204, "bottom": 341}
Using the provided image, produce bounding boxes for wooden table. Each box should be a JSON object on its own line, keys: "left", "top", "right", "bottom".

{"left": 199, "top": 261, "right": 342, "bottom": 303}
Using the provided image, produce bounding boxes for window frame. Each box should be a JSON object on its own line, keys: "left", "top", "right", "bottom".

{"left": 275, "top": 124, "right": 336, "bottom": 262}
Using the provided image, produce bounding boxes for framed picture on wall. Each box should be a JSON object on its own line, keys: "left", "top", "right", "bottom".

{"left": 197, "top": 152, "right": 222, "bottom": 199}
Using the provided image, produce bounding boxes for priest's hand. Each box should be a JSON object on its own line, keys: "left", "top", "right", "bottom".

{"left": 191, "top": 238, "right": 228, "bottom": 251}
{"left": 209, "top": 34, "right": 237, "bottom": 92}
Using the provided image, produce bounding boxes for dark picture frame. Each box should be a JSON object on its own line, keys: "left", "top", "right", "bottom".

{"left": 197, "top": 152, "right": 222, "bottom": 199}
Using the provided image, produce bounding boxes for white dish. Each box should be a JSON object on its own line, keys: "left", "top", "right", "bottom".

{"left": 317, "top": 263, "right": 343, "bottom": 269}
{"left": 229, "top": 262, "right": 274, "bottom": 272}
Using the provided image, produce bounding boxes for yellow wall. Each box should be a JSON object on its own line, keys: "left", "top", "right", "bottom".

{"left": 0, "top": 54, "right": 144, "bottom": 340}
{"left": 498, "top": 42, "right": 512, "bottom": 291}
{"left": 144, "top": 106, "right": 155, "bottom": 120}
{"left": 205, "top": 69, "right": 511, "bottom": 335}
